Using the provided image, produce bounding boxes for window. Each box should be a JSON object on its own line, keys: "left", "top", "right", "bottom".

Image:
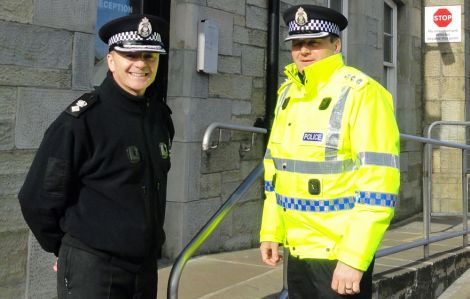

{"left": 94, "top": 0, "right": 144, "bottom": 85}
{"left": 383, "top": 0, "right": 397, "bottom": 106}
{"left": 328, "top": 0, "right": 348, "bottom": 62}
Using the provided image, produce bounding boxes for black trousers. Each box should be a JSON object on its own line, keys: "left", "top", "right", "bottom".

{"left": 287, "top": 255, "right": 374, "bottom": 299}
{"left": 57, "top": 242, "right": 158, "bottom": 299}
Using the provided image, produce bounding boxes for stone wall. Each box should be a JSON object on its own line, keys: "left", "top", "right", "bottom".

{"left": 423, "top": 0, "right": 467, "bottom": 214}
{"left": 164, "top": 0, "right": 268, "bottom": 258}
{"left": 0, "top": 0, "right": 97, "bottom": 297}
{"left": 394, "top": 1, "right": 425, "bottom": 219}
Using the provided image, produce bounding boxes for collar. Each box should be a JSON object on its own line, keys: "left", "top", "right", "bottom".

{"left": 285, "top": 53, "right": 344, "bottom": 95}
{"left": 98, "top": 72, "right": 150, "bottom": 114}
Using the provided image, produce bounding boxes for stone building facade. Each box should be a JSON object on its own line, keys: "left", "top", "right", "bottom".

{"left": 0, "top": 0, "right": 466, "bottom": 297}
{"left": 423, "top": 0, "right": 469, "bottom": 214}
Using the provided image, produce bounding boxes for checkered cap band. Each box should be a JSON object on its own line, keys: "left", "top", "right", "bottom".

{"left": 108, "top": 31, "right": 162, "bottom": 47}
{"left": 288, "top": 19, "right": 340, "bottom": 36}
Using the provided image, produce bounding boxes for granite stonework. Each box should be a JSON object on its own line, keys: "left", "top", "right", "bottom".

{"left": 0, "top": 0, "right": 33, "bottom": 23}
{"left": 15, "top": 88, "right": 85, "bottom": 149}
{"left": 0, "top": 0, "right": 98, "bottom": 297}
{"left": 25, "top": 236, "right": 57, "bottom": 299}
{"left": 423, "top": 0, "right": 467, "bottom": 214}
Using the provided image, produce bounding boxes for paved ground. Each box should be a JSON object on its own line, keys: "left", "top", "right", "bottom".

{"left": 438, "top": 268, "right": 470, "bottom": 299}
{"left": 157, "top": 216, "right": 470, "bottom": 299}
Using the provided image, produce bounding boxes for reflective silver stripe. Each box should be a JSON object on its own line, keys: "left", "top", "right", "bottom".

{"left": 325, "top": 87, "right": 351, "bottom": 160}
{"left": 273, "top": 157, "right": 356, "bottom": 174}
{"left": 275, "top": 84, "right": 292, "bottom": 116}
{"left": 264, "top": 149, "right": 272, "bottom": 160}
{"left": 358, "top": 152, "right": 400, "bottom": 169}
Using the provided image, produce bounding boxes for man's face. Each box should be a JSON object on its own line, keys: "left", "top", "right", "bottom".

{"left": 291, "top": 36, "right": 341, "bottom": 72}
{"left": 107, "top": 51, "right": 160, "bottom": 96}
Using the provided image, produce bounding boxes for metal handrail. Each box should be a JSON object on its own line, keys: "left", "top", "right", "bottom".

{"left": 167, "top": 123, "right": 470, "bottom": 299}
{"left": 168, "top": 123, "right": 267, "bottom": 299}
{"left": 202, "top": 122, "right": 267, "bottom": 151}
{"left": 167, "top": 163, "right": 264, "bottom": 299}
{"left": 376, "top": 132, "right": 470, "bottom": 259}
{"left": 422, "top": 121, "right": 470, "bottom": 257}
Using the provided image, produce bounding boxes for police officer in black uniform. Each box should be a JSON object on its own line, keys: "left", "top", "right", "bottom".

{"left": 18, "top": 14, "right": 173, "bottom": 298}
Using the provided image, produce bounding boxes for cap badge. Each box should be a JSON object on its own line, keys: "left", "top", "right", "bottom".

{"left": 138, "top": 17, "right": 152, "bottom": 38}
{"left": 295, "top": 7, "right": 308, "bottom": 26}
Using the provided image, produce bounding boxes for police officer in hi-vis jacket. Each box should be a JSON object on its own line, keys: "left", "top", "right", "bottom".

{"left": 19, "top": 14, "right": 174, "bottom": 298}
{"left": 259, "top": 5, "right": 400, "bottom": 299}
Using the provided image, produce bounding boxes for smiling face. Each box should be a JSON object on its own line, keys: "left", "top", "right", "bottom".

{"left": 291, "top": 36, "right": 341, "bottom": 72}
{"left": 107, "top": 51, "right": 160, "bottom": 96}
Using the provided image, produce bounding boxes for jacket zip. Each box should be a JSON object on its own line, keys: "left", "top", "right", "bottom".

{"left": 141, "top": 98, "right": 157, "bottom": 257}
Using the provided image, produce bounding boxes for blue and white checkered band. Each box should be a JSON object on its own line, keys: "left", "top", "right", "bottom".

{"left": 108, "top": 31, "right": 162, "bottom": 47}
{"left": 288, "top": 19, "right": 340, "bottom": 36}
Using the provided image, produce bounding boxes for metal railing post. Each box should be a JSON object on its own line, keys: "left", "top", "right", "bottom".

{"left": 462, "top": 152, "right": 468, "bottom": 247}
{"left": 424, "top": 141, "right": 432, "bottom": 258}
{"left": 426, "top": 121, "right": 470, "bottom": 250}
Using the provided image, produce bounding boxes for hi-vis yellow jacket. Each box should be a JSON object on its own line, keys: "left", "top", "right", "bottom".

{"left": 260, "top": 53, "right": 400, "bottom": 271}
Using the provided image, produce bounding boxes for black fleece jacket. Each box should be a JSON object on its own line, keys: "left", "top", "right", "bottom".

{"left": 19, "top": 73, "right": 174, "bottom": 265}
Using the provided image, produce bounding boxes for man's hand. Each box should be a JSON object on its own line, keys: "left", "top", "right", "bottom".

{"left": 331, "top": 261, "right": 364, "bottom": 295}
{"left": 260, "top": 242, "right": 282, "bottom": 266}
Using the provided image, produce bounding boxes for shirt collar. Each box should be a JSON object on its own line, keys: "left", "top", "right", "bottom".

{"left": 98, "top": 72, "right": 150, "bottom": 114}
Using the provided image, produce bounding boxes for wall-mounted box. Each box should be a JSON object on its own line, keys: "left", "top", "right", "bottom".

{"left": 197, "top": 19, "right": 219, "bottom": 74}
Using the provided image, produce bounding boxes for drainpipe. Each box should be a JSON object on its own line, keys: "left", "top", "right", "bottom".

{"left": 262, "top": 0, "right": 280, "bottom": 134}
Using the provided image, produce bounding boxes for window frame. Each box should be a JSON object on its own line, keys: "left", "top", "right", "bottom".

{"left": 383, "top": 0, "right": 398, "bottom": 108}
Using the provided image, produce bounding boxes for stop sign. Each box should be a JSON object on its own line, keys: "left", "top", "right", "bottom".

{"left": 433, "top": 8, "right": 452, "bottom": 27}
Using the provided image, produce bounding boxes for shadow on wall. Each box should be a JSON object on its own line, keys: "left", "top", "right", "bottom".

{"left": 426, "top": 31, "right": 456, "bottom": 65}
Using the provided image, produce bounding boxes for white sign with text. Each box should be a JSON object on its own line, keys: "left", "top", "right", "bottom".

{"left": 425, "top": 5, "right": 461, "bottom": 43}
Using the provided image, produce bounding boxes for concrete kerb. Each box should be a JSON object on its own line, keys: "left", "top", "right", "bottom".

{"left": 373, "top": 247, "right": 470, "bottom": 299}
{"left": 438, "top": 267, "right": 470, "bottom": 299}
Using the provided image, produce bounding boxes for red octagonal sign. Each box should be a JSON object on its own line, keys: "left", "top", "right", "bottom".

{"left": 433, "top": 8, "right": 453, "bottom": 27}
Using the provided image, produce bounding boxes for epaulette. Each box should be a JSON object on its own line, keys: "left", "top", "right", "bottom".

{"left": 342, "top": 69, "right": 369, "bottom": 89}
{"left": 65, "top": 93, "right": 98, "bottom": 118}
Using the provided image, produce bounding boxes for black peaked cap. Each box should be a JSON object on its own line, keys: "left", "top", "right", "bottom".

{"left": 99, "top": 14, "right": 168, "bottom": 54}
{"left": 282, "top": 5, "right": 348, "bottom": 41}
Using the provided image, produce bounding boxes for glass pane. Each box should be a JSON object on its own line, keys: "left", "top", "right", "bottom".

{"left": 384, "top": 3, "right": 392, "bottom": 34}
{"left": 384, "top": 35, "right": 392, "bottom": 63}
{"left": 94, "top": 0, "right": 143, "bottom": 85}
{"left": 383, "top": 67, "right": 388, "bottom": 88}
